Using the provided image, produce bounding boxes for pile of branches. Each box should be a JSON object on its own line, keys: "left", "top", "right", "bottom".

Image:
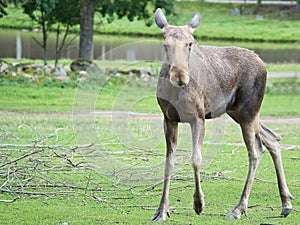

{"left": 0, "top": 141, "right": 103, "bottom": 203}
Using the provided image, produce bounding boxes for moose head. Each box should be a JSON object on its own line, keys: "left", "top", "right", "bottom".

{"left": 154, "top": 8, "right": 201, "bottom": 88}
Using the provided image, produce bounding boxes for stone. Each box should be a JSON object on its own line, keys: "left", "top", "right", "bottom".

{"left": 0, "top": 59, "right": 9, "bottom": 73}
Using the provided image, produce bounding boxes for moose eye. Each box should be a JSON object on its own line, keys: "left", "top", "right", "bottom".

{"left": 188, "top": 42, "right": 193, "bottom": 51}
{"left": 163, "top": 43, "right": 169, "bottom": 51}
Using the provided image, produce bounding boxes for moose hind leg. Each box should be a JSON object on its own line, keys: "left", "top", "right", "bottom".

{"left": 226, "top": 121, "right": 265, "bottom": 219}
{"left": 259, "top": 123, "right": 293, "bottom": 217}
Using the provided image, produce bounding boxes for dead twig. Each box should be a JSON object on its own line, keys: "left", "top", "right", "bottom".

{"left": 0, "top": 196, "right": 20, "bottom": 203}
{"left": 0, "top": 188, "right": 77, "bottom": 196}
{"left": 9, "top": 183, "right": 102, "bottom": 191}
{"left": 69, "top": 143, "right": 94, "bottom": 152}
{"left": 0, "top": 143, "right": 57, "bottom": 149}
{"left": 0, "top": 149, "right": 44, "bottom": 168}
{"left": 53, "top": 152, "right": 86, "bottom": 167}
{"left": 248, "top": 204, "right": 261, "bottom": 208}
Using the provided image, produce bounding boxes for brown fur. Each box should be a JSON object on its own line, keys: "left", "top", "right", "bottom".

{"left": 152, "top": 8, "right": 293, "bottom": 222}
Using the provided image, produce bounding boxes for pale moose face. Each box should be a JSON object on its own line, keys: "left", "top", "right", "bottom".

{"left": 155, "top": 8, "right": 201, "bottom": 87}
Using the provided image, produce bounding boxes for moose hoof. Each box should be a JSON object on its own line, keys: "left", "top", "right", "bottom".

{"left": 225, "top": 212, "right": 240, "bottom": 220}
{"left": 193, "top": 200, "right": 204, "bottom": 215}
{"left": 225, "top": 208, "right": 246, "bottom": 220}
{"left": 152, "top": 210, "right": 169, "bottom": 222}
{"left": 281, "top": 207, "right": 292, "bottom": 218}
{"left": 193, "top": 193, "right": 204, "bottom": 215}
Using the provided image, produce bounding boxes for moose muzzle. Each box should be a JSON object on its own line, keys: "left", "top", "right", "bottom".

{"left": 169, "top": 65, "right": 189, "bottom": 88}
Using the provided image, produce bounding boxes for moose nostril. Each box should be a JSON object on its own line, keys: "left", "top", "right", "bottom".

{"left": 177, "top": 80, "right": 187, "bottom": 88}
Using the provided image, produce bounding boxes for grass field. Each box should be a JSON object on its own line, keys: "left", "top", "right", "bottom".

{"left": 1, "top": 68, "right": 300, "bottom": 115}
{"left": 0, "top": 70, "right": 299, "bottom": 224}
{"left": 0, "top": 111, "right": 299, "bottom": 224}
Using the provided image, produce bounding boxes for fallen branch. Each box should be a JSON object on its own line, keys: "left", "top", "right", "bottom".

{"left": 248, "top": 204, "right": 261, "bottom": 209}
{"left": 255, "top": 177, "right": 300, "bottom": 187}
{"left": 53, "top": 152, "right": 86, "bottom": 167}
{"left": 0, "top": 188, "right": 75, "bottom": 196}
{"left": 0, "top": 196, "right": 20, "bottom": 203}
{"left": 10, "top": 183, "right": 102, "bottom": 191}
{"left": 0, "top": 149, "right": 44, "bottom": 168}
{"left": 0, "top": 143, "right": 57, "bottom": 149}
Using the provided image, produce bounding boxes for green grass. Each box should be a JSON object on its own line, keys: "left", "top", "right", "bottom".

{"left": 1, "top": 2, "right": 300, "bottom": 42}
{"left": 0, "top": 72, "right": 299, "bottom": 225}
{"left": 0, "top": 86, "right": 76, "bottom": 112}
{"left": 1, "top": 71, "right": 300, "bottom": 116}
{"left": 266, "top": 63, "right": 300, "bottom": 72}
{"left": 0, "top": 112, "right": 299, "bottom": 224}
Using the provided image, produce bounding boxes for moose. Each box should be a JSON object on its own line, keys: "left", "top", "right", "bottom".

{"left": 153, "top": 8, "right": 293, "bottom": 222}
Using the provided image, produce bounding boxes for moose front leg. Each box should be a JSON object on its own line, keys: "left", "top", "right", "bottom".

{"left": 152, "top": 118, "right": 178, "bottom": 222}
{"left": 190, "top": 118, "right": 205, "bottom": 215}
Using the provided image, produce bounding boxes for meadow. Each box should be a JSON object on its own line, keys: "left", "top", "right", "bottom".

{"left": 0, "top": 67, "right": 300, "bottom": 224}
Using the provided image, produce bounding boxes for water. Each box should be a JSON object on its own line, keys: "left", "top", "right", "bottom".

{"left": 1, "top": 28, "right": 300, "bottom": 63}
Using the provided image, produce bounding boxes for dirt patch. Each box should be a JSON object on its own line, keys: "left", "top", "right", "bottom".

{"left": 1, "top": 110, "right": 300, "bottom": 124}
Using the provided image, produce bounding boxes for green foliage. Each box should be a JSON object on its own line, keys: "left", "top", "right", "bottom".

{"left": 0, "top": 0, "right": 8, "bottom": 18}
{"left": 51, "top": 0, "right": 79, "bottom": 26}
{"left": 21, "top": 0, "right": 80, "bottom": 33}
{"left": 98, "top": 0, "right": 174, "bottom": 26}
{"left": 22, "top": 0, "right": 56, "bottom": 25}
{"left": 1, "top": 2, "right": 300, "bottom": 42}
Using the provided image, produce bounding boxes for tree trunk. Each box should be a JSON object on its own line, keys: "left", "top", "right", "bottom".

{"left": 78, "top": 0, "right": 97, "bottom": 60}
{"left": 254, "top": 0, "right": 262, "bottom": 14}
{"left": 41, "top": 10, "right": 47, "bottom": 66}
{"left": 55, "top": 24, "right": 71, "bottom": 68}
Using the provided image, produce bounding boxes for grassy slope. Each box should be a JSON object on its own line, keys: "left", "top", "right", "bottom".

{"left": 0, "top": 77, "right": 299, "bottom": 116}
{"left": 1, "top": 2, "right": 300, "bottom": 42}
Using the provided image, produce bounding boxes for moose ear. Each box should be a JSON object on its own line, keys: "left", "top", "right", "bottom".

{"left": 187, "top": 12, "right": 201, "bottom": 33}
{"left": 154, "top": 8, "right": 168, "bottom": 30}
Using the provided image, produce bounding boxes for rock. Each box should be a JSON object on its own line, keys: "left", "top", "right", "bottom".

{"left": 256, "top": 15, "right": 263, "bottom": 21}
{"left": 43, "top": 65, "right": 52, "bottom": 74}
{"left": 0, "top": 59, "right": 9, "bottom": 73}
{"left": 77, "top": 77, "right": 87, "bottom": 82}
{"left": 53, "top": 66, "right": 67, "bottom": 77}
{"left": 70, "top": 59, "right": 100, "bottom": 72}
{"left": 78, "top": 70, "right": 88, "bottom": 76}
{"left": 231, "top": 7, "right": 240, "bottom": 16}
{"left": 56, "top": 75, "right": 70, "bottom": 82}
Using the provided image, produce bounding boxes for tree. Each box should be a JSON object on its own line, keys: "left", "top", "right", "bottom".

{"left": 78, "top": 0, "right": 175, "bottom": 60}
{"left": 254, "top": 0, "right": 262, "bottom": 13}
{"left": 78, "top": 0, "right": 98, "bottom": 60}
{"left": 51, "top": 0, "right": 80, "bottom": 67}
{"left": 22, "top": 0, "right": 57, "bottom": 65}
{"left": 22, "top": 0, "right": 80, "bottom": 66}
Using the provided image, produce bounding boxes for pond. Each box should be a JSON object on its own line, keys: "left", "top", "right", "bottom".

{"left": 1, "top": 28, "right": 300, "bottom": 63}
